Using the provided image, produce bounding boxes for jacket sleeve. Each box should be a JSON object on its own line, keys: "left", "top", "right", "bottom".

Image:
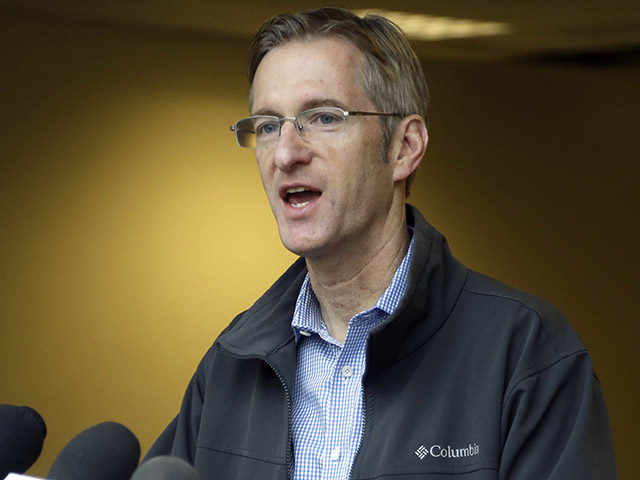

{"left": 143, "top": 414, "right": 178, "bottom": 459}
{"left": 143, "top": 349, "right": 210, "bottom": 463}
{"left": 499, "top": 351, "right": 617, "bottom": 479}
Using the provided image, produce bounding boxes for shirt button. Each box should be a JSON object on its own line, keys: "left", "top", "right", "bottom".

{"left": 330, "top": 446, "right": 341, "bottom": 461}
{"left": 341, "top": 365, "right": 354, "bottom": 378}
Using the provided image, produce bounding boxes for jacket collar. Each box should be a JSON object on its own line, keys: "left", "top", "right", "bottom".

{"left": 367, "top": 206, "right": 468, "bottom": 373}
{"left": 215, "top": 205, "right": 468, "bottom": 379}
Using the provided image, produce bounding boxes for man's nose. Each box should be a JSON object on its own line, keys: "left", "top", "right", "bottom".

{"left": 272, "top": 120, "right": 312, "bottom": 171}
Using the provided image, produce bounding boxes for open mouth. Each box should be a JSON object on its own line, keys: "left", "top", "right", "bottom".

{"left": 284, "top": 187, "right": 322, "bottom": 209}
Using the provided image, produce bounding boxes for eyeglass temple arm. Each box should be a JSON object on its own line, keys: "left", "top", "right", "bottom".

{"left": 345, "top": 111, "right": 402, "bottom": 118}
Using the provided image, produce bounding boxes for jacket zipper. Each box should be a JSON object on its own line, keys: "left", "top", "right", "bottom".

{"left": 215, "top": 344, "right": 293, "bottom": 480}
{"left": 263, "top": 356, "right": 294, "bottom": 480}
{"left": 347, "top": 383, "right": 368, "bottom": 480}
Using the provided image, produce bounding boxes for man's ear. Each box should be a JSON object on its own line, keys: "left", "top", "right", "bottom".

{"left": 388, "top": 115, "right": 428, "bottom": 182}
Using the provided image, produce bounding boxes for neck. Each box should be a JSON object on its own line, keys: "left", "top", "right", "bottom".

{"left": 306, "top": 210, "right": 410, "bottom": 344}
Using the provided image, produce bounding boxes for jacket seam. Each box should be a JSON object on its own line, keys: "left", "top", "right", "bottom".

{"left": 354, "top": 464, "right": 498, "bottom": 479}
{"left": 215, "top": 332, "right": 295, "bottom": 360}
{"left": 502, "top": 349, "right": 589, "bottom": 404}
{"left": 462, "top": 288, "right": 562, "bottom": 357}
{"left": 196, "top": 443, "right": 285, "bottom": 465}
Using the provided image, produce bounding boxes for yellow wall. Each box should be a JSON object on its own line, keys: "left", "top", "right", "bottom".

{"left": 1, "top": 11, "right": 637, "bottom": 478}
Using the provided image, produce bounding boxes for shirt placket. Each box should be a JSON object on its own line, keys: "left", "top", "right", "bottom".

{"left": 323, "top": 318, "right": 370, "bottom": 480}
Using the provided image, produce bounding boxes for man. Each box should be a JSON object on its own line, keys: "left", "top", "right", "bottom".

{"left": 146, "top": 7, "right": 616, "bottom": 479}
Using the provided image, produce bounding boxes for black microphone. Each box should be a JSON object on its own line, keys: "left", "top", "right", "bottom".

{"left": 131, "top": 456, "right": 200, "bottom": 480}
{"left": 48, "top": 421, "right": 140, "bottom": 480}
{"left": 0, "top": 404, "right": 47, "bottom": 479}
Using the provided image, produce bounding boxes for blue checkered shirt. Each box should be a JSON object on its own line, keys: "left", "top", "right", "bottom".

{"left": 290, "top": 236, "right": 414, "bottom": 480}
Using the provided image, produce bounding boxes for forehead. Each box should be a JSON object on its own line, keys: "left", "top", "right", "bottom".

{"left": 251, "top": 37, "right": 373, "bottom": 114}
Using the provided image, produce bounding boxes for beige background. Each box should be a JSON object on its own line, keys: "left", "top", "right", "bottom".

{"left": 1, "top": 8, "right": 637, "bottom": 479}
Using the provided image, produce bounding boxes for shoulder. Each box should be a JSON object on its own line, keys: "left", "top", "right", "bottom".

{"left": 461, "top": 269, "right": 585, "bottom": 357}
{"left": 447, "top": 270, "right": 592, "bottom": 396}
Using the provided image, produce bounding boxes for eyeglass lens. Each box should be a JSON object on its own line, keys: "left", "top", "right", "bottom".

{"left": 234, "top": 107, "right": 347, "bottom": 148}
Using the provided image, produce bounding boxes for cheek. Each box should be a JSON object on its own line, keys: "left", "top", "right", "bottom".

{"left": 330, "top": 143, "right": 386, "bottom": 202}
{"left": 256, "top": 163, "right": 281, "bottom": 211}
{"left": 358, "top": 143, "right": 391, "bottom": 183}
{"left": 256, "top": 157, "right": 273, "bottom": 186}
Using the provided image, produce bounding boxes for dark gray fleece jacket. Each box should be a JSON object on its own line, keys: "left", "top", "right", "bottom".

{"left": 146, "top": 206, "right": 616, "bottom": 479}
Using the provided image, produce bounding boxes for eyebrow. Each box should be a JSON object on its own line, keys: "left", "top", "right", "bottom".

{"left": 251, "top": 98, "right": 347, "bottom": 117}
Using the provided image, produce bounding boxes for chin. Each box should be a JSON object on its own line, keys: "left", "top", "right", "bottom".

{"left": 279, "top": 231, "right": 326, "bottom": 258}
{"left": 280, "top": 240, "right": 316, "bottom": 258}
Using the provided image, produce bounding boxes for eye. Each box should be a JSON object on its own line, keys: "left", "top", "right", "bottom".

{"left": 318, "top": 113, "right": 336, "bottom": 125}
{"left": 306, "top": 110, "right": 342, "bottom": 128}
{"left": 255, "top": 120, "right": 279, "bottom": 136}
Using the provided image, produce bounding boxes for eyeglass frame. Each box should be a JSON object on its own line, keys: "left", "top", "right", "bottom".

{"left": 229, "top": 106, "right": 402, "bottom": 149}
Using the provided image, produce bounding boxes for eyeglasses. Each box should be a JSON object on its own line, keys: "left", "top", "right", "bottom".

{"left": 229, "top": 107, "right": 401, "bottom": 149}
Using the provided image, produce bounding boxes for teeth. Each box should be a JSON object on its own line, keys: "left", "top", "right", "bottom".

{"left": 291, "top": 201, "right": 310, "bottom": 208}
{"left": 286, "top": 187, "right": 309, "bottom": 194}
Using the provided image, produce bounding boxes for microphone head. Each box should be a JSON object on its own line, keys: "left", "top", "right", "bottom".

{"left": 131, "top": 457, "right": 201, "bottom": 480}
{"left": 0, "top": 404, "right": 47, "bottom": 478}
{"left": 48, "top": 421, "right": 140, "bottom": 480}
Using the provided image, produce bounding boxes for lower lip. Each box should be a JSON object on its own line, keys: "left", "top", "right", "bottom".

{"left": 282, "top": 195, "right": 321, "bottom": 218}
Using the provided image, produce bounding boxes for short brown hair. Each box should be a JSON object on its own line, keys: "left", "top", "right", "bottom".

{"left": 247, "top": 7, "right": 429, "bottom": 195}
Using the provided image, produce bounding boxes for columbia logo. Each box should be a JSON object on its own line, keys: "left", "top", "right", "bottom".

{"left": 415, "top": 445, "right": 429, "bottom": 459}
{"left": 415, "top": 443, "right": 480, "bottom": 460}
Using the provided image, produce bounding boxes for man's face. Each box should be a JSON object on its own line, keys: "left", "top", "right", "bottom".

{"left": 251, "top": 37, "right": 398, "bottom": 260}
